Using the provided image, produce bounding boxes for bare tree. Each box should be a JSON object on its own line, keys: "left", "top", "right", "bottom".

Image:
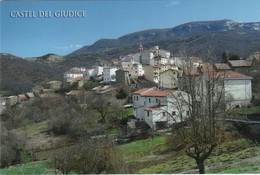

{"left": 167, "top": 52, "right": 229, "bottom": 173}
{"left": 49, "top": 137, "right": 126, "bottom": 174}
{"left": 88, "top": 94, "right": 110, "bottom": 123}
{"left": 87, "top": 93, "right": 123, "bottom": 123}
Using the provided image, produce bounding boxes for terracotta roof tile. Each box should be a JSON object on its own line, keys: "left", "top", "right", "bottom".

{"left": 219, "top": 71, "right": 252, "bottom": 79}
{"left": 18, "top": 94, "right": 28, "bottom": 100}
{"left": 142, "top": 89, "right": 177, "bottom": 97}
{"left": 214, "top": 63, "right": 231, "bottom": 70}
{"left": 144, "top": 105, "right": 166, "bottom": 111}
{"left": 133, "top": 88, "right": 152, "bottom": 95}
{"left": 74, "top": 77, "right": 84, "bottom": 81}
{"left": 228, "top": 60, "right": 252, "bottom": 67}
{"left": 204, "top": 66, "right": 252, "bottom": 79}
{"left": 151, "top": 65, "right": 160, "bottom": 68}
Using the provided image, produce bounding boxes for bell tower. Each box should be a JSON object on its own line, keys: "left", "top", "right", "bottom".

{"left": 139, "top": 43, "right": 143, "bottom": 53}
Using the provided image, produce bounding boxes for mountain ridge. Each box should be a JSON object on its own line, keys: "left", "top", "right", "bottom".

{"left": 67, "top": 19, "right": 260, "bottom": 57}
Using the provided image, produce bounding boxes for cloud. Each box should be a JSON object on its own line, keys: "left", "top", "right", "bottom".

{"left": 166, "top": 0, "right": 180, "bottom": 7}
{"left": 55, "top": 44, "right": 82, "bottom": 51}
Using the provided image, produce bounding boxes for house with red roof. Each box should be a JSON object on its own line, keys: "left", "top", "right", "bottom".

{"left": 132, "top": 87, "right": 189, "bottom": 130}
{"left": 201, "top": 66, "right": 253, "bottom": 108}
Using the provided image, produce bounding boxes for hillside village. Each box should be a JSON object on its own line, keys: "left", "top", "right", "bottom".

{"left": 2, "top": 0, "right": 260, "bottom": 172}
{"left": 1, "top": 45, "right": 259, "bottom": 131}
{"left": 1, "top": 45, "right": 260, "bottom": 174}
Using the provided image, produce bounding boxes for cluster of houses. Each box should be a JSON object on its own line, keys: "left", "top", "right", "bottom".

{"left": 63, "top": 45, "right": 202, "bottom": 88}
{"left": 60, "top": 46, "right": 259, "bottom": 130}
{"left": 1, "top": 46, "right": 258, "bottom": 131}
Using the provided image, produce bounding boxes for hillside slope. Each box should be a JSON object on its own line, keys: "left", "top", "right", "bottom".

{"left": 0, "top": 53, "right": 63, "bottom": 95}
{"left": 25, "top": 54, "right": 65, "bottom": 69}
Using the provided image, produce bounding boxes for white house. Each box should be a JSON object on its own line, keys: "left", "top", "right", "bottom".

{"left": 120, "top": 54, "right": 134, "bottom": 62}
{"left": 133, "top": 53, "right": 141, "bottom": 62}
{"left": 140, "top": 50, "right": 154, "bottom": 65}
{"left": 64, "top": 69, "right": 86, "bottom": 79}
{"left": 201, "top": 66, "right": 253, "bottom": 108}
{"left": 103, "top": 67, "right": 118, "bottom": 83}
{"left": 220, "top": 71, "right": 252, "bottom": 108}
{"left": 80, "top": 67, "right": 86, "bottom": 72}
{"left": 133, "top": 87, "right": 189, "bottom": 130}
{"left": 170, "top": 56, "right": 186, "bottom": 68}
{"left": 121, "top": 61, "right": 144, "bottom": 77}
{"left": 140, "top": 46, "right": 170, "bottom": 65}
{"left": 86, "top": 68, "right": 95, "bottom": 77}
{"left": 150, "top": 57, "right": 168, "bottom": 65}
{"left": 189, "top": 57, "right": 203, "bottom": 67}
{"left": 92, "top": 65, "right": 103, "bottom": 76}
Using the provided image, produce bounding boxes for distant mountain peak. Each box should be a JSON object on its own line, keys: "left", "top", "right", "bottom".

{"left": 67, "top": 19, "right": 260, "bottom": 57}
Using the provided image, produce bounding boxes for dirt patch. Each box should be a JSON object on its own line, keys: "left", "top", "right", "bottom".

{"left": 25, "top": 132, "right": 69, "bottom": 152}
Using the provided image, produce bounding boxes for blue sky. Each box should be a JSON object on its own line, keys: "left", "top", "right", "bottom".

{"left": 1, "top": 0, "right": 260, "bottom": 58}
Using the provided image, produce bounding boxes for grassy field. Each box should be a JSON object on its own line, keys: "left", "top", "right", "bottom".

{"left": 122, "top": 107, "right": 133, "bottom": 118}
{"left": 235, "top": 105, "right": 260, "bottom": 115}
{"left": 136, "top": 138, "right": 260, "bottom": 174}
{"left": 1, "top": 136, "right": 259, "bottom": 174}
{"left": 13, "top": 121, "right": 51, "bottom": 135}
{"left": 209, "top": 159, "right": 260, "bottom": 173}
{"left": 0, "top": 161, "right": 52, "bottom": 175}
{"left": 120, "top": 136, "right": 167, "bottom": 157}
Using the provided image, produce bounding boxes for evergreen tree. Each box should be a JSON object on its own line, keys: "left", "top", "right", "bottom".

{"left": 221, "top": 51, "right": 229, "bottom": 63}
{"left": 115, "top": 88, "right": 128, "bottom": 100}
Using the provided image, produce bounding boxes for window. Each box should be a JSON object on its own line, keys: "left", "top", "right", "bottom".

{"left": 147, "top": 111, "right": 150, "bottom": 117}
{"left": 156, "top": 99, "right": 160, "bottom": 103}
{"left": 163, "top": 112, "right": 166, "bottom": 116}
{"left": 136, "top": 96, "right": 138, "bottom": 101}
{"left": 172, "top": 111, "right": 176, "bottom": 115}
{"left": 149, "top": 98, "right": 151, "bottom": 103}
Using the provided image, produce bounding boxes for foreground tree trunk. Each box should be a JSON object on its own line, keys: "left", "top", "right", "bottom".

{"left": 196, "top": 159, "right": 205, "bottom": 174}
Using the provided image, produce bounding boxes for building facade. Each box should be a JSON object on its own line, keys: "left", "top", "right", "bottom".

{"left": 121, "top": 61, "right": 144, "bottom": 77}
{"left": 143, "top": 66, "right": 160, "bottom": 83}
{"left": 133, "top": 87, "right": 189, "bottom": 130}
{"left": 103, "top": 67, "right": 118, "bottom": 83}
{"left": 116, "top": 69, "right": 130, "bottom": 85}
{"left": 159, "top": 69, "right": 179, "bottom": 89}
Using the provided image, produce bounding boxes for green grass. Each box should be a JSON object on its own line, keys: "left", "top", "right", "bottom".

{"left": 2, "top": 134, "right": 259, "bottom": 174}
{"left": 235, "top": 106, "right": 260, "bottom": 115}
{"left": 14, "top": 121, "right": 51, "bottom": 135}
{"left": 137, "top": 138, "right": 260, "bottom": 174}
{"left": 120, "top": 136, "right": 167, "bottom": 157}
{"left": 207, "top": 157, "right": 260, "bottom": 173}
{"left": 107, "top": 128, "right": 118, "bottom": 134}
{"left": 137, "top": 152, "right": 196, "bottom": 173}
{"left": 121, "top": 107, "right": 133, "bottom": 118}
{"left": 0, "top": 161, "right": 52, "bottom": 175}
